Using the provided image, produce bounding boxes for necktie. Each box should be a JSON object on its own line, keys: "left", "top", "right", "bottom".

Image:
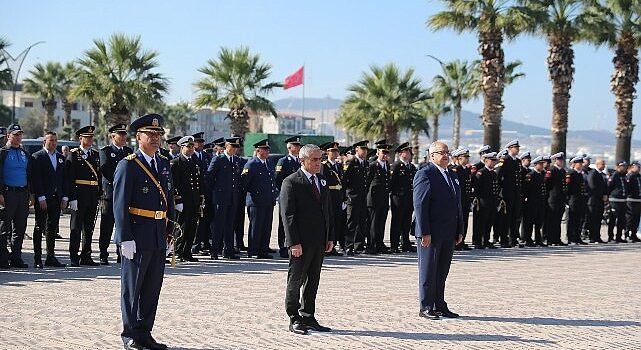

{"left": 445, "top": 170, "right": 455, "bottom": 194}
{"left": 150, "top": 158, "right": 158, "bottom": 177}
{"left": 310, "top": 175, "right": 321, "bottom": 201}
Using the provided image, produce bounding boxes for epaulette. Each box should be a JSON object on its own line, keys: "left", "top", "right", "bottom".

{"left": 276, "top": 165, "right": 283, "bottom": 172}
{"left": 343, "top": 163, "right": 349, "bottom": 171}
{"left": 125, "top": 153, "right": 137, "bottom": 161}
{"left": 70, "top": 148, "right": 79, "bottom": 153}
{"left": 101, "top": 145, "right": 110, "bottom": 151}
{"left": 241, "top": 168, "right": 249, "bottom": 175}
{"left": 158, "top": 153, "right": 168, "bottom": 160}
{"left": 322, "top": 160, "right": 328, "bottom": 165}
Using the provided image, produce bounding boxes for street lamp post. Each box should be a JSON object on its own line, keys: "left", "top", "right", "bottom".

{"left": 0, "top": 41, "right": 45, "bottom": 124}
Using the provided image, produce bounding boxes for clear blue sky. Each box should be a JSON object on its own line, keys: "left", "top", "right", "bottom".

{"left": 2, "top": 0, "right": 638, "bottom": 137}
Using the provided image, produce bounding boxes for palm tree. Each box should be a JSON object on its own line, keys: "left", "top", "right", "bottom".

{"left": 161, "top": 102, "right": 196, "bottom": 136}
{"left": 59, "top": 62, "right": 80, "bottom": 139}
{"left": 0, "top": 37, "right": 13, "bottom": 89}
{"left": 431, "top": 59, "right": 481, "bottom": 149}
{"left": 75, "top": 33, "right": 169, "bottom": 127}
{"left": 337, "top": 63, "right": 431, "bottom": 148}
{"left": 582, "top": 0, "right": 641, "bottom": 162}
{"left": 428, "top": 0, "right": 530, "bottom": 151}
{"left": 193, "top": 46, "right": 281, "bottom": 138}
{"left": 23, "top": 61, "right": 65, "bottom": 131}
{"left": 518, "top": 0, "right": 589, "bottom": 155}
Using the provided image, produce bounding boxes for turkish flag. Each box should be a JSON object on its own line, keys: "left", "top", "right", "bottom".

{"left": 283, "top": 66, "right": 304, "bottom": 90}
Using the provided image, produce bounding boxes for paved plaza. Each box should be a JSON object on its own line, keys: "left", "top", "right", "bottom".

{"left": 1, "top": 209, "right": 640, "bottom": 349}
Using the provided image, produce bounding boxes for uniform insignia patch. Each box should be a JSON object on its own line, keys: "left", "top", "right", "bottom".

{"left": 111, "top": 153, "right": 115, "bottom": 158}
{"left": 142, "top": 186, "right": 149, "bottom": 194}
{"left": 320, "top": 179, "right": 326, "bottom": 186}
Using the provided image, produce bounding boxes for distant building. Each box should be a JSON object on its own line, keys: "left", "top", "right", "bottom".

{"left": 1, "top": 85, "right": 91, "bottom": 127}
{"left": 185, "top": 107, "right": 229, "bottom": 141}
{"left": 261, "top": 112, "right": 315, "bottom": 134}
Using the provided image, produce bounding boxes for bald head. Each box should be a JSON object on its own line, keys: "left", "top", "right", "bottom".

{"left": 429, "top": 141, "right": 450, "bottom": 168}
{"left": 596, "top": 159, "right": 606, "bottom": 171}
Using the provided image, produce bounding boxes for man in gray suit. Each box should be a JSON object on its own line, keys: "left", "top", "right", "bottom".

{"left": 280, "top": 144, "right": 335, "bottom": 335}
{"left": 413, "top": 141, "right": 464, "bottom": 320}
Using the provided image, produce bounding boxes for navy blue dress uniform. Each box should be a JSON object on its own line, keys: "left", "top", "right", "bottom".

{"left": 99, "top": 124, "right": 134, "bottom": 265}
{"left": 242, "top": 139, "right": 278, "bottom": 258}
{"left": 343, "top": 140, "right": 370, "bottom": 255}
{"left": 586, "top": 164, "right": 608, "bottom": 243}
{"left": 170, "top": 136, "right": 204, "bottom": 262}
{"left": 473, "top": 153, "right": 501, "bottom": 249}
{"left": 366, "top": 143, "right": 392, "bottom": 254}
{"left": 390, "top": 142, "right": 417, "bottom": 253}
{"left": 192, "top": 131, "right": 213, "bottom": 254}
{"left": 234, "top": 154, "right": 249, "bottom": 251}
{"left": 521, "top": 157, "right": 547, "bottom": 246}
{"left": 625, "top": 164, "right": 641, "bottom": 242}
{"left": 206, "top": 137, "right": 243, "bottom": 259}
{"left": 319, "top": 142, "right": 347, "bottom": 253}
{"left": 471, "top": 145, "right": 491, "bottom": 245}
{"left": 275, "top": 136, "right": 302, "bottom": 258}
{"left": 607, "top": 162, "right": 629, "bottom": 243}
{"left": 165, "top": 136, "right": 181, "bottom": 159}
{"left": 545, "top": 152, "right": 568, "bottom": 246}
{"left": 114, "top": 114, "right": 174, "bottom": 350}
{"left": 66, "top": 125, "right": 102, "bottom": 266}
{"left": 450, "top": 148, "right": 473, "bottom": 251}
{"left": 0, "top": 124, "right": 33, "bottom": 268}
{"left": 497, "top": 140, "right": 523, "bottom": 247}
{"left": 566, "top": 157, "right": 589, "bottom": 245}
{"left": 31, "top": 140, "right": 68, "bottom": 268}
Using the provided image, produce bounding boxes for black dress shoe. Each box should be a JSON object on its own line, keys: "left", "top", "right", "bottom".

{"left": 34, "top": 260, "right": 43, "bottom": 269}
{"left": 123, "top": 339, "right": 144, "bottom": 350}
{"left": 45, "top": 257, "right": 66, "bottom": 268}
{"left": 418, "top": 309, "right": 440, "bottom": 320}
{"left": 302, "top": 316, "right": 331, "bottom": 332}
{"left": 181, "top": 256, "right": 199, "bottom": 262}
{"left": 364, "top": 249, "right": 378, "bottom": 255}
{"left": 524, "top": 241, "right": 536, "bottom": 247}
{"left": 9, "top": 259, "right": 28, "bottom": 268}
{"left": 390, "top": 248, "right": 401, "bottom": 254}
{"left": 484, "top": 243, "right": 497, "bottom": 249}
{"left": 288, "top": 319, "right": 308, "bottom": 335}
{"left": 257, "top": 253, "right": 273, "bottom": 259}
{"left": 268, "top": 248, "right": 277, "bottom": 253}
{"left": 473, "top": 244, "right": 485, "bottom": 249}
{"left": 210, "top": 254, "right": 219, "bottom": 260}
{"left": 80, "top": 259, "right": 100, "bottom": 266}
{"left": 577, "top": 240, "right": 588, "bottom": 245}
{"left": 223, "top": 253, "right": 240, "bottom": 260}
{"left": 344, "top": 249, "right": 355, "bottom": 256}
{"left": 437, "top": 309, "right": 460, "bottom": 318}
{"left": 616, "top": 238, "right": 628, "bottom": 243}
{"left": 461, "top": 244, "right": 473, "bottom": 251}
{"left": 279, "top": 249, "right": 289, "bottom": 258}
{"left": 141, "top": 336, "right": 168, "bottom": 350}
{"left": 0, "top": 261, "right": 9, "bottom": 269}
{"left": 70, "top": 260, "right": 80, "bottom": 267}
{"left": 55, "top": 233, "right": 64, "bottom": 239}
{"left": 100, "top": 258, "right": 110, "bottom": 265}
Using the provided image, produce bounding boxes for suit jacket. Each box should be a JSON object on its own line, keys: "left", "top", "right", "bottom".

{"left": 280, "top": 169, "right": 334, "bottom": 248}
{"left": 31, "top": 148, "right": 67, "bottom": 200}
{"left": 113, "top": 150, "right": 175, "bottom": 251}
{"left": 100, "top": 144, "right": 133, "bottom": 200}
{"left": 413, "top": 162, "right": 463, "bottom": 241}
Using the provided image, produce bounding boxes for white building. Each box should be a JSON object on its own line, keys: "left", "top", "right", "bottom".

{"left": 262, "top": 112, "right": 316, "bottom": 134}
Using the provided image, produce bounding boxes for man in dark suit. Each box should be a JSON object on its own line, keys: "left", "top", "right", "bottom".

{"left": 280, "top": 144, "right": 334, "bottom": 335}
{"left": 31, "top": 131, "right": 67, "bottom": 268}
{"left": 99, "top": 124, "right": 133, "bottom": 265}
{"left": 114, "top": 114, "right": 174, "bottom": 350}
{"left": 413, "top": 141, "right": 463, "bottom": 320}
{"left": 275, "top": 136, "right": 302, "bottom": 258}
{"left": 170, "top": 136, "right": 203, "bottom": 262}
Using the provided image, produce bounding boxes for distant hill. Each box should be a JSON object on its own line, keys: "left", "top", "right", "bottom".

{"left": 274, "top": 97, "right": 342, "bottom": 111}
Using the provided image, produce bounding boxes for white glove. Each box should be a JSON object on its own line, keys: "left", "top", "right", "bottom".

{"left": 341, "top": 202, "right": 348, "bottom": 210}
{"left": 69, "top": 200, "right": 78, "bottom": 211}
{"left": 175, "top": 203, "right": 184, "bottom": 212}
{"left": 121, "top": 240, "right": 136, "bottom": 260}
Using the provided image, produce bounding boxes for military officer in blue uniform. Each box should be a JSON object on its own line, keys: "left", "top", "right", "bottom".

{"left": 206, "top": 136, "right": 243, "bottom": 260}
{"left": 625, "top": 162, "right": 641, "bottom": 242}
{"left": 343, "top": 140, "right": 370, "bottom": 255}
{"left": 213, "top": 137, "right": 226, "bottom": 156}
{"left": 165, "top": 136, "right": 181, "bottom": 159}
{"left": 275, "top": 136, "right": 302, "bottom": 258}
{"left": 242, "top": 139, "right": 277, "bottom": 258}
{"left": 234, "top": 140, "right": 249, "bottom": 253}
{"left": 545, "top": 152, "right": 568, "bottom": 246}
{"left": 608, "top": 161, "right": 629, "bottom": 243}
{"left": 366, "top": 142, "right": 392, "bottom": 254}
{"left": 521, "top": 156, "right": 548, "bottom": 246}
{"left": 566, "top": 156, "right": 589, "bottom": 245}
{"left": 66, "top": 125, "right": 102, "bottom": 267}
{"left": 192, "top": 131, "right": 213, "bottom": 255}
{"left": 390, "top": 142, "right": 417, "bottom": 253}
{"left": 450, "top": 147, "right": 473, "bottom": 251}
{"left": 99, "top": 123, "right": 133, "bottom": 265}
{"left": 114, "top": 114, "right": 174, "bottom": 350}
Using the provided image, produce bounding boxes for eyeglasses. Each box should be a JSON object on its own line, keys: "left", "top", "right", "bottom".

{"left": 432, "top": 150, "right": 451, "bottom": 156}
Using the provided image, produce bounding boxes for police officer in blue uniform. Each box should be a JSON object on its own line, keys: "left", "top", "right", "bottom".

{"left": 242, "top": 139, "right": 278, "bottom": 258}
{"left": 192, "top": 131, "right": 213, "bottom": 255}
{"left": 66, "top": 125, "right": 102, "bottom": 266}
{"left": 99, "top": 123, "right": 133, "bottom": 265}
{"left": 114, "top": 114, "right": 174, "bottom": 350}
{"left": 206, "top": 136, "right": 243, "bottom": 260}
{"left": 275, "top": 136, "right": 302, "bottom": 258}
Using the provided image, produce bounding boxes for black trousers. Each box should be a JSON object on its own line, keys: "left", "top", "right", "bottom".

{"left": 625, "top": 201, "right": 641, "bottom": 238}
{"left": 277, "top": 207, "right": 287, "bottom": 253}
{"left": 33, "top": 195, "right": 62, "bottom": 261}
{"left": 248, "top": 205, "right": 273, "bottom": 256}
{"left": 99, "top": 199, "right": 115, "bottom": 260}
{"left": 120, "top": 248, "right": 165, "bottom": 343}
{"left": 607, "top": 201, "right": 627, "bottom": 240}
{"left": 0, "top": 190, "right": 30, "bottom": 263}
{"left": 212, "top": 200, "right": 238, "bottom": 256}
{"left": 521, "top": 200, "right": 544, "bottom": 243}
{"left": 587, "top": 200, "right": 604, "bottom": 242}
{"left": 390, "top": 195, "right": 413, "bottom": 250}
{"left": 504, "top": 195, "right": 522, "bottom": 245}
{"left": 195, "top": 200, "right": 212, "bottom": 249}
{"left": 69, "top": 192, "right": 99, "bottom": 262}
{"left": 460, "top": 200, "right": 471, "bottom": 244}
{"left": 285, "top": 245, "right": 324, "bottom": 318}
{"left": 493, "top": 208, "right": 508, "bottom": 245}
{"left": 329, "top": 192, "right": 346, "bottom": 249}
{"left": 476, "top": 200, "right": 496, "bottom": 246}
{"left": 545, "top": 201, "right": 565, "bottom": 244}
{"left": 234, "top": 201, "right": 247, "bottom": 248}
{"left": 368, "top": 203, "right": 389, "bottom": 251}
{"left": 567, "top": 198, "right": 587, "bottom": 243}
{"left": 345, "top": 198, "right": 367, "bottom": 251}
{"left": 176, "top": 205, "right": 199, "bottom": 258}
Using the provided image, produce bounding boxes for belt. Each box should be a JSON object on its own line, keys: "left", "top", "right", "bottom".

{"left": 626, "top": 198, "right": 641, "bottom": 202}
{"left": 128, "top": 207, "right": 167, "bottom": 220}
{"left": 328, "top": 185, "right": 342, "bottom": 190}
{"left": 609, "top": 198, "right": 627, "bottom": 202}
{"left": 4, "top": 186, "right": 28, "bottom": 192}
{"left": 75, "top": 180, "right": 99, "bottom": 186}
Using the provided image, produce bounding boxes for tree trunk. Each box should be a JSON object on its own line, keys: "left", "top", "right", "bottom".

{"left": 479, "top": 29, "right": 505, "bottom": 152}
{"left": 411, "top": 129, "right": 419, "bottom": 164}
{"left": 229, "top": 108, "right": 250, "bottom": 139}
{"left": 548, "top": 34, "right": 574, "bottom": 155}
{"left": 383, "top": 121, "right": 399, "bottom": 159}
{"left": 43, "top": 99, "right": 56, "bottom": 132}
{"left": 432, "top": 115, "right": 439, "bottom": 142}
{"left": 452, "top": 102, "right": 462, "bottom": 149}
{"left": 612, "top": 32, "right": 639, "bottom": 163}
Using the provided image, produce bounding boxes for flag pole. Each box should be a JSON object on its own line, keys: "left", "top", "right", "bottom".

{"left": 302, "top": 64, "right": 305, "bottom": 118}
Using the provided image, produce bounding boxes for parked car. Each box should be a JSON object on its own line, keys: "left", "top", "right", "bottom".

{"left": 21, "top": 138, "right": 79, "bottom": 155}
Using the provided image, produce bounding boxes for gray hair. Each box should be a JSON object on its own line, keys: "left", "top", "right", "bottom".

{"left": 428, "top": 141, "right": 448, "bottom": 155}
{"left": 299, "top": 144, "right": 321, "bottom": 159}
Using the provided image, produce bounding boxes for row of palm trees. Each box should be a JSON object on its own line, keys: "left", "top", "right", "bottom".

{"left": 428, "top": 0, "right": 641, "bottom": 161}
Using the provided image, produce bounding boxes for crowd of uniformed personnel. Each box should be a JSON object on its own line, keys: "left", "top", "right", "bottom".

{"left": 1, "top": 118, "right": 640, "bottom": 270}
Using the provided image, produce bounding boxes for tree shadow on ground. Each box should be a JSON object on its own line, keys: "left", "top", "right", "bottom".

{"left": 330, "top": 329, "right": 556, "bottom": 344}
{"left": 463, "top": 315, "right": 641, "bottom": 327}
